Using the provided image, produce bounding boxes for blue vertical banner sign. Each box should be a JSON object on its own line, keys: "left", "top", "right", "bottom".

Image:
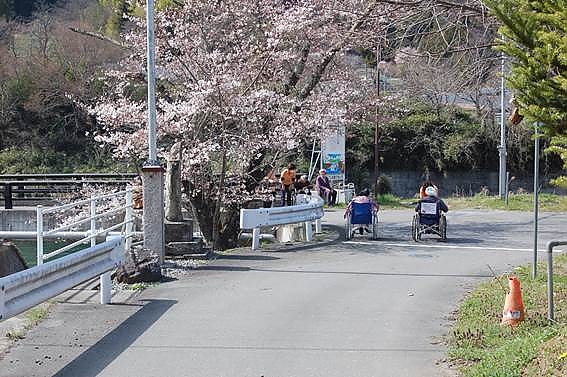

{"left": 321, "top": 126, "right": 345, "bottom": 181}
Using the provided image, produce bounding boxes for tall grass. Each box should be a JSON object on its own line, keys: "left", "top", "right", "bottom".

{"left": 448, "top": 257, "right": 567, "bottom": 376}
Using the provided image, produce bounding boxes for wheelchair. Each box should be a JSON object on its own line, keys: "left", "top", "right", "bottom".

{"left": 345, "top": 202, "right": 378, "bottom": 240}
{"left": 411, "top": 201, "right": 447, "bottom": 241}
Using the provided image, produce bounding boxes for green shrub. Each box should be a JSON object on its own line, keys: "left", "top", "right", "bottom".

{"left": 0, "top": 146, "right": 129, "bottom": 173}
{"left": 376, "top": 174, "right": 392, "bottom": 195}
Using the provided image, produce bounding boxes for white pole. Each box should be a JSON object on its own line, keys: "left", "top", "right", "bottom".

{"left": 498, "top": 51, "right": 507, "bottom": 198}
{"left": 315, "top": 218, "right": 322, "bottom": 234}
{"left": 533, "top": 122, "right": 540, "bottom": 278}
{"left": 146, "top": 0, "right": 157, "bottom": 164}
{"left": 125, "top": 187, "right": 133, "bottom": 252}
{"left": 36, "top": 206, "right": 43, "bottom": 266}
{"left": 90, "top": 195, "right": 96, "bottom": 247}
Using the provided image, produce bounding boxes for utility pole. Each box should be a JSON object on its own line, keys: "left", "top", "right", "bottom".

{"left": 533, "top": 122, "right": 540, "bottom": 278}
{"left": 498, "top": 51, "right": 507, "bottom": 199}
{"left": 373, "top": 43, "right": 380, "bottom": 196}
{"left": 142, "top": 0, "right": 165, "bottom": 264}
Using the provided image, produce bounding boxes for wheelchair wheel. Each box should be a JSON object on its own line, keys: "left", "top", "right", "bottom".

{"left": 345, "top": 214, "right": 353, "bottom": 240}
{"left": 440, "top": 214, "right": 447, "bottom": 241}
{"left": 371, "top": 213, "right": 379, "bottom": 240}
{"left": 411, "top": 213, "right": 419, "bottom": 242}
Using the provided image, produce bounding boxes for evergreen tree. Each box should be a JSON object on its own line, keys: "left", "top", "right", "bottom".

{"left": 0, "top": 0, "right": 15, "bottom": 19}
{"left": 484, "top": 0, "right": 567, "bottom": 136}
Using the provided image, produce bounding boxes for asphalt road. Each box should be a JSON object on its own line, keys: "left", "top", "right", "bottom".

{"left": 1, "top": 208, "right": 566, "bottom": 377}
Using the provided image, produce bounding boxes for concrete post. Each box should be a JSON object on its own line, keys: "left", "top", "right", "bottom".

{"left": 165, "top": 142, "right": 183, "bottom": 222}
{"left": 142, "top": 166, "right": 165, "bottom": 264}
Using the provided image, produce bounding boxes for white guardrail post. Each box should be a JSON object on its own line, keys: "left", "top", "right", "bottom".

{"left": 240, "top": 196, "right": 324, "bottom": 250}
{"left": 305, "top": 221, "right": 313, "bottom": 241}
{"left": 125, "top": 187, "right": 134, "bottom": 252}
{"left": 315, "top": 218, "right": 322, "bottom": 233}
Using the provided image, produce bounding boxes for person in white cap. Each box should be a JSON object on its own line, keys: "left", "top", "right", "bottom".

{"left": 415, "top": 186, "right": 448, "bottom": 225}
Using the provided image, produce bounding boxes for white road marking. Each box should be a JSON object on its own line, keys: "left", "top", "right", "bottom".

{"left": 343, "top": 241, "right": 561, "bottom": 253}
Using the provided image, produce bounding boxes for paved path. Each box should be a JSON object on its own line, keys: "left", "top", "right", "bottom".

{"left": 1, "top": 208, "right": 566, "bottom": 377}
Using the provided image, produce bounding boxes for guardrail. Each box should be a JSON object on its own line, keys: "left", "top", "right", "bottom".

{"left": 0, "top": 173, "right": 137, "bottom": 209}
{"left": 240, "top": 195, "right": 324, "bottom": 250}
{"left": 0, "top": 236, "right": 124, "bottom": 322}
{"left": 545, "top": 240, "right": 567, "bottom": 321}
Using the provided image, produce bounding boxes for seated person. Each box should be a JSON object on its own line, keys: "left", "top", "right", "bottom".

{"left": 295, "top": 175, "right": 312, "bottom": 194}
{"left": 344, "top": 188, "right": 379, "bottom": 218}
{"left": 315, "top": 169, "right": 337, "bottom": 206}
{"left": 415, "top": 186, "right": 448, "bottom": 225}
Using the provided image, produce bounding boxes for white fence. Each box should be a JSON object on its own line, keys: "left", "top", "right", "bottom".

{"left": 0, "top": 236, "right": 124, "bottom": 322}
{"left": 35, "top": 188, "right": 134, "bottom": 265}
{"left": 240, "top": 195, "right": 324, "bottom": 250}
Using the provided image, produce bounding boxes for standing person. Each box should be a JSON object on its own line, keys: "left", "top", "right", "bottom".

{"left": 280, "top": 163, "right": 296, "bottom": 206}
{"left": 315, "top": 169, "right": 337, "bottom": 206}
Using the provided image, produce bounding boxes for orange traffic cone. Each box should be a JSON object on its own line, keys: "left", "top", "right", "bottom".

{"left": 501, "top": 276, "right": 525, "bottom": 326}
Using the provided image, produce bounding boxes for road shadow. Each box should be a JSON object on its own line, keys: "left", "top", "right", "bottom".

{"left": 214, "top": 253, "right": 280, "bottom": 261}
{"left": 52, "top": 299, "right": 176, "bottom": 377}
{"left": 249, "top": 267, "right": 492, "bottom": 279}
{"left": 198, "top": 265, "right": 251, "bottom": 272}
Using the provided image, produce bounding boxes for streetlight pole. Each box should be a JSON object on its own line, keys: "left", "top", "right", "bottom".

{"left": 498, "top": 51, "right": 507, "bottom": 199}
{"left": 146, "top": 0, "right": 158, "bottom": 165}
{"left": 142, "top": 0, "right": 165, "bottom": 264}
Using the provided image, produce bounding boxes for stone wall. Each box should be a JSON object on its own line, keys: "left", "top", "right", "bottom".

{"left": 366, "top": 170, "right": 566, "bottom": 198}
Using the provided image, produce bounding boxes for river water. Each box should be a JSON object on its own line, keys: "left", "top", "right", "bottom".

{"left": 13, "top": 240, "right": 87, "bottom": 267}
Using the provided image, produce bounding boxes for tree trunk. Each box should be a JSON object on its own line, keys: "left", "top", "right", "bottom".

{"left": 184, "top": 180, "right": 241, "bottom": 251}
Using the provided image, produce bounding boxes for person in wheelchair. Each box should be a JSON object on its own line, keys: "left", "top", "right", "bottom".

{"left": 344, "top": 188, "right": 379, "bottom": 239}
{"left": 413, "top": 186, "right": 448, "bottom": 240}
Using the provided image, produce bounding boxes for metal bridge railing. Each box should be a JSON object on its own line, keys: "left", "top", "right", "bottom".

{"left": 36, "top": 188, "right": 135, "bottom": 265}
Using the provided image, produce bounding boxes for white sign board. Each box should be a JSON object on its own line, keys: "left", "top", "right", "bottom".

{"left": 321, "top": 126, "right": 345, "bottom": 181}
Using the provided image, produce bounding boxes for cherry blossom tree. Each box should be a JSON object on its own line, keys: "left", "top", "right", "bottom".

{"left": 89, "top": 0, "right": 494, "bottom": 249}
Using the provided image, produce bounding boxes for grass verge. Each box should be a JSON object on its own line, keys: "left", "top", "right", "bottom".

{"left": 446, "top": 193, "right": 567, "bottom": 212}
{"left": 448, "top": 255, "right": 567, "bottom": 376}
{"left": 375, "top": 193, "right": 567, "bottom": 212}
{"left": 4, "top": 302, "right": 52, "bottom": 341}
